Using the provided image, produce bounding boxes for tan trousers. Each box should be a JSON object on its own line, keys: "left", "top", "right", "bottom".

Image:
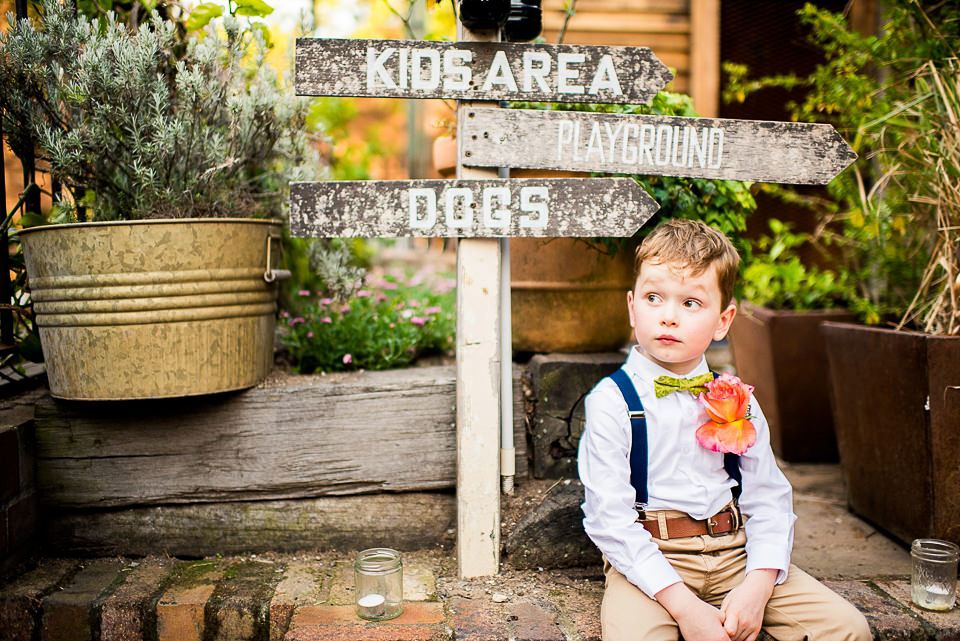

{"left": 601, "top": 525, "right": 872, "bottom": 641}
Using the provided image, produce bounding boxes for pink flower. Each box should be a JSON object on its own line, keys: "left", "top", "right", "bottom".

{"left": 289, "top": 317, "right": 305, "bottom": 326}
{"left": 695, "top": 374, "right": 757, "bottom": 455}
{"left": 320, "top": 298, "right": 334, "bottom": 305}
{"left": 410, "top": 316, "right": 426, "bottom": 326}
{"left": 424, "top": 306, "right": 443, "bottom": 315}
{"left": 320, "top": 317, "right": 332, "bottom": 323}
{"left": 307, "top": 332, "right": 314, "bottom": 338}
{"left": 298, "top": 290, "right": 311, "bottom": 296}
{"left": 343, "top": 353, "right": 353, "bottom": 365}
{"left": 356, "top": 290, "right": 371, "bottom": 298}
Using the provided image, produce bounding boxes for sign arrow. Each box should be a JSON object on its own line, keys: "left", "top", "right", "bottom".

{"left": 290, "top": 178, "right": 658, "bottom": 238}
{"left": 461, "top": 108, "right": 857, "bottom": 185}
{"left": 295, "top": 38, "right": 672, "bottom": 104}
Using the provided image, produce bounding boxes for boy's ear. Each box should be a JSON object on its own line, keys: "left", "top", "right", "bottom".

{"left": 626, "top": 290, "right": 636, "bottom": 328}
{"left": 713, "top": 302, "right": 737, "bottom": 341}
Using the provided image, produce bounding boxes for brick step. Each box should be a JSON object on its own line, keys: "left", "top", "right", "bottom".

{"left": 1, "top": 551, "right": 958, "bottom": 641}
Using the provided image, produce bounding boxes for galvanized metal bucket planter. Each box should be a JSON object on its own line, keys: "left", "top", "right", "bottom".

{"left": 821, "top": 321, "right": 960, "bottom": 546}
{"left": 20, "top": 218, "right": 284, "bottom": 400}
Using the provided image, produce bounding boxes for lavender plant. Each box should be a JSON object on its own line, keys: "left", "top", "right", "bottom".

{"left": 0, "top": 0, "right": 320, "bottom": 221}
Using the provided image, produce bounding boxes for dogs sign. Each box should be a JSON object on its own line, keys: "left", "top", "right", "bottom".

{"left": 290, "top": 178, "right": 658, "bottom": 238}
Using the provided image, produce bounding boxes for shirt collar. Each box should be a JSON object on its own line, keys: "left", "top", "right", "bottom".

{"left": 624, "top": 346, "right": 710, "bottom": 391}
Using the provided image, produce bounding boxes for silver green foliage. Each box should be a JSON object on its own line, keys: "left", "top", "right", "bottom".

{"left": 1, "top": 0, "right": 324, "bottom": 221}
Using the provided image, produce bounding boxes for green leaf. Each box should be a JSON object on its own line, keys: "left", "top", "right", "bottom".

{"left": 251, "top": 22, "right": 274, "bottom": 48}
{"left": 185, "top": 3, "right": 223, "bottom": 31}
{"left": 234, "top": 0, "right": 274, "bottom": 17}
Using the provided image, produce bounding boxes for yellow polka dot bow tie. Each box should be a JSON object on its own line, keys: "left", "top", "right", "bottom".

{"left": 653, "top": 373, "right": 714, "bottom": 398}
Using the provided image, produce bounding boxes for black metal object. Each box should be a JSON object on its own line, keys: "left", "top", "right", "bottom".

{"left": 503, "top": 0, "right": 542, "bottom": 42}
{"left": 458, "top": 0, "right": 510, "bottom": 31}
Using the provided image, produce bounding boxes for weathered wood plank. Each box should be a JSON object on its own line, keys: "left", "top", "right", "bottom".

{"left": 294, "top": 38, "right": 672, "bottom": 104}
{"left": 289, "top": 178, "right": 657, "bottom": 239}
{"left": 461, "top": 108, "right": 858, "bottom": 185}
{"left": 45, "top": 493, "right": 457, "bottom": 557}
{"left": 34, "top": 366, "right": 524, "bottom": 509}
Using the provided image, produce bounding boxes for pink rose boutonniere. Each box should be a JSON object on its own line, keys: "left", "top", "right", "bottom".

{"left": 695, "top": 373, "right": 757, "bottom": 455}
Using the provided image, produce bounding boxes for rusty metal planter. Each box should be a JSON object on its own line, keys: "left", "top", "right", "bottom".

{"left": 510, "top": 237, "right": 634, "bottom": 353}
{"left": 20, "top": 219, "right": 282, "bottom": 400}
{"left": 728, "top": 302, "right": 856, "bottom": 462}
{"left": 821, "top": 322, "right": 960, "bottom": 546}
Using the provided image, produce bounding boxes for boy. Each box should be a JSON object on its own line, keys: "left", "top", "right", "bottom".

{"left": 578, "top": 219, "right": 871, "bottom": 641}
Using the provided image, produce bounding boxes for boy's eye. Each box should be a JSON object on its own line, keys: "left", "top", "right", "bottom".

{"left": 645, "top": 293, "right": 661, "bottom": 303}
{"left": 683, "top": 299, "right": 702, "bottom": 309}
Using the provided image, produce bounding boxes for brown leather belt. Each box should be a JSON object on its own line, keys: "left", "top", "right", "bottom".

{"left": 638, "top": 505, "right": 742, "bottom": 540}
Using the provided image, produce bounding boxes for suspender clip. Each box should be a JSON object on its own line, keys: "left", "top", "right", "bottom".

{"left": 634, "top": 502, "right": 647, "bottom": 521}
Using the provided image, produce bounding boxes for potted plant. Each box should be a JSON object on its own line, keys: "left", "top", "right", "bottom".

{"left": 727, "top": 217, "right": 856, "bottom": 462}
{"left": 0, "top": 0, "right": 319, "bottom": 399}
{"left": 508, "top": 93, "right": 757, "bottom": 353}
{"left": 727, "top": 1, "right": 960, "bottom": 545}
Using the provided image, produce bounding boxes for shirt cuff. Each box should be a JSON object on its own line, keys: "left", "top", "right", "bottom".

{"left": 624, "top": 551, "right": 685, "bottom": 599}
{"left": 744, "top": 541, "right": 790, "bottom": 584}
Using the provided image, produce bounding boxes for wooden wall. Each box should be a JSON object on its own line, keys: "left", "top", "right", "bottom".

{"left": 539, "top": 0, "right": 719, "bottom": 117}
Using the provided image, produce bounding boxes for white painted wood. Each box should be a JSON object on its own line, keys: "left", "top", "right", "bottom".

{"left": 461, "top": 108, "right": 858, "bottom": 185}
{"left": 289, "top": 178, "right": 657, "bottom": 238}
{"left": 295, "top": 38, "right": 672, "bottom": 104}
{"left": 455, "top": 22, "right": 502, "bottom": 579}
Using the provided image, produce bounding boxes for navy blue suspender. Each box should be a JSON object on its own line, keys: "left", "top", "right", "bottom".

{"left": 608, "top": 368, "right": 742, "bottom": 511}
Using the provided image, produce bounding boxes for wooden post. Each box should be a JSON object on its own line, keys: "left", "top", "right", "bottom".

{"left": 455, "top": 21, "right": 501, "bottom": 578}
{"left": 690, "top": 0, "right": 720, "bottom": 118}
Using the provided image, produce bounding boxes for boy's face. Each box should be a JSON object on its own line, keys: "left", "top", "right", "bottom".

{"left": 627, "top": 259, "right": 737, "bottom": 376}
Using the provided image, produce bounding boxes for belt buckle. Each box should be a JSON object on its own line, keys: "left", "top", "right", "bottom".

{"left": 706, "top": 505, "right": 741, "bottom": 537}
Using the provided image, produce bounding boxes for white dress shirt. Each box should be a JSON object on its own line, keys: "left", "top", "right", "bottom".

{"left": 578, "top": 346, "right": 797, "bottom": 598}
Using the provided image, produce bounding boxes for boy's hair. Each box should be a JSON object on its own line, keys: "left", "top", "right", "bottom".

{"left": 634, "top": 218, "right": 740, "bottom": 309}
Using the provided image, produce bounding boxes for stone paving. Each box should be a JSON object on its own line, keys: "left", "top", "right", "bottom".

{"left": 2, "top": 545, "right": 960, "bottom": 641}
{"left": 1, "top": 463, "right": 959, "bottom": 640}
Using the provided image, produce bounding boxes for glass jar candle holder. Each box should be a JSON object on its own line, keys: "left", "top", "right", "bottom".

{"left": 911, "top": 538, "right": 959, "bottom": 611}
{"left": 355, "top": 548, "right": 403, "bottom": 620}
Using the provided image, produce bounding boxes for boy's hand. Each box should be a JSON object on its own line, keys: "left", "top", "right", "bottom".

{"left": 719, "top": 569, "right": 778, "bottom": 641}
{"left": 656, "top": 582, "right": 731, "bottom": 641}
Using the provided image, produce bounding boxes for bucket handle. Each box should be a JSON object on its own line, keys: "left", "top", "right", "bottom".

{"left": 263, "top": 229, "right": 292, "bottom": 283}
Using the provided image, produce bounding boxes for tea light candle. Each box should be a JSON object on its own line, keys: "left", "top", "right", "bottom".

{"left": 357, "top": 593, "right": 386, "bottom": 618}
{"left": 911, "top": 539, "right": 958, "bottom": 611}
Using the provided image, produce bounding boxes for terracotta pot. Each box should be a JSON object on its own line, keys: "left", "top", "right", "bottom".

{"left": 821, "top": 322, "right": 960, "bottom": 546}
{"left": 432, "top": 135, "right": 457, "bottom": 178}
{"left": 728, "top": 302, "right": 856, "bottom": 462}
{"left": 511, "top": 238, "right": 634, "bottom": 353}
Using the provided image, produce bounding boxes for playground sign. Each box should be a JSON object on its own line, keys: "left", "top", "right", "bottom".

{"left": 460, "top": 107, "right": 858, "bottom": 184}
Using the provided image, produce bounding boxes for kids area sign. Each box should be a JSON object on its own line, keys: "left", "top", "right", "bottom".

{"left": 295, "top": 38, "right": 672, "bottom": 104}
{"left": 290, "top": 178, "right": 657, "bottom": 238}
{"left": 461, "top": 107, "right": 858, "bottom": 185}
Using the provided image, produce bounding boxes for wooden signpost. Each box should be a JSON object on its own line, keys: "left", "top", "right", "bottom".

{"left": 290, "top": 178, "right": 657, "bottom": 238}
{"left": 460, "top": 107, "right": 858, "bottom": 184}
{"left": 292, "top": 26, "right": 854, "bottom": 580}
{"left": 296, "top": 38, "right": 673, "bottom": 104}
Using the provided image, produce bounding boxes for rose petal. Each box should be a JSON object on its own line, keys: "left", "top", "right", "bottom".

{"left": 695, "top": 418, "right": 757, "bottom": 455}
